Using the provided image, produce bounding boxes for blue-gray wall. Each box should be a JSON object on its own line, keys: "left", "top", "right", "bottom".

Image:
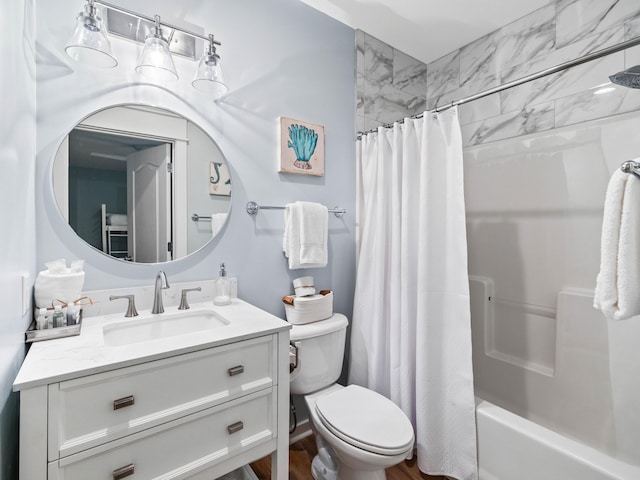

{"left": 7, "top": 1, "right": 356, "bottom": 475}
{"left": 35, "top": 0, "right": 356, "bottom": 323}
{"left": 186, "top": 121, "right": 230, "bottom": 255}
{"left": 0, "top": 1, "right": 36, "bottom": 479}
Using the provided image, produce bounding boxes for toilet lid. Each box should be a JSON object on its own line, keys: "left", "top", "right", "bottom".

{"left": 315, "top": 385, "right": 414, "bottom": 455}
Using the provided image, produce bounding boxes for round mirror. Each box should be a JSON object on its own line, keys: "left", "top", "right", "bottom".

{"left": 53, "top": 105, "right": 231, "bottom": 263}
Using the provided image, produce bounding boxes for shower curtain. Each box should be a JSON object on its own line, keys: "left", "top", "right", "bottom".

{"left": 349, "top": 108, "right": 478, "bottom": 480}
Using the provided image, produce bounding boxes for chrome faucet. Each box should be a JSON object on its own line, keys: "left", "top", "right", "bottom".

{"left": 152, "top": 271, "right": 170, "bottom": 314}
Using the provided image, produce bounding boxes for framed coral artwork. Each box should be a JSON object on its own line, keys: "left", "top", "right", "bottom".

{"left": 279, "top": 116, "right": 325, "bottom": 176}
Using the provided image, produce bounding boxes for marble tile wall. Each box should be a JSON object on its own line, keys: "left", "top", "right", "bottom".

{"left": 356, "top": 30, "right": 427, "bottom": 132}
{"left": 357, "top": 0, "right": 640, "bottom": 146}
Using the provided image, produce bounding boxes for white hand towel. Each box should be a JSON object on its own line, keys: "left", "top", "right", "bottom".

{"left": 594, "top": 168, "right": 640, "bottom": 320}
{"left": 211, "top": 213, "right": 227, "bottom": 238}
{"left": 283, "top": 201, "right": 328, "bottom": 269}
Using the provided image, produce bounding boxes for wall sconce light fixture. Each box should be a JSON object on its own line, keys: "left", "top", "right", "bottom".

{"left": 135, "top": 15, "right": 178, "bottom": 81}
{"left": 65, "top": 0, "right": 228, "bottom": 99}
{"left": 65, "top": 0, "right": 117, "bottom": 67}
{"left": 192, "top": 34, "right": 229, "bottom": 97}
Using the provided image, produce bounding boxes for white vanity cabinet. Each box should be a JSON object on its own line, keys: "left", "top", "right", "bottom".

{"left": 15, "top": 301, "right": 291, "bottom": 480}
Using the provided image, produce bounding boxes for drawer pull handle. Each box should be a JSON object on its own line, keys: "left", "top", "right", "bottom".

{"left": 113, "top": 463, "right": 135, "bottom": 480}
{"left": 227, "top": 421, "right": 244, "bottom": 434}
{"left": 228, "top": 365, "right": 244, "bottom": 376}
{"left": 113, "top": 395, "right": 135, "bottom": 410}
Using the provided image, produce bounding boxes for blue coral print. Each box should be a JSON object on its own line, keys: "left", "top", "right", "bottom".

{"left": 287, "top": 124, "right": 318, "bottom": 170}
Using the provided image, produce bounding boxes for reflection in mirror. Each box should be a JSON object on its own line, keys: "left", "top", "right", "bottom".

{"left": 53, "top": 105, "right": 231, "bottom": 263}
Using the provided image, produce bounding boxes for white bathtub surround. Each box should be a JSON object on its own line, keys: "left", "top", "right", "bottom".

{"left": 476, "top": 399, "right": 640, "bottom": 480}
{"left": 351, "top": 108, "right": 477, "bottom": 479}
{"left": 466, "top": 111, "right": 640, "bottom": 470}
{"left": 608, "top": 316, "right": 640, "bottom": 464}
{"left": 595, "top": 168, "right": 640, "bottom": 320}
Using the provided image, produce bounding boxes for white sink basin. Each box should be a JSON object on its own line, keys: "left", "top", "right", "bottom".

{"left": 103, "top": 309, "right": 230, "bottom": 346}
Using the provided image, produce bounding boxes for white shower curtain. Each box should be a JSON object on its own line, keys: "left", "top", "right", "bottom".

{"left": 349, "top": 108, "right": 478, "bottom": 480}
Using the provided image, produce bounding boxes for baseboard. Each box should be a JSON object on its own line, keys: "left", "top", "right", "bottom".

{"left": 289, "top": 418, "right": 313, "bottom": 444}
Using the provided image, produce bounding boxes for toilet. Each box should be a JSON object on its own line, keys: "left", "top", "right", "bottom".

{"left": 290, "top": 313, "right": 414, "bottom": 480}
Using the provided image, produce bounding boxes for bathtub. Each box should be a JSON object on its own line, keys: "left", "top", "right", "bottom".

{"left": 464, "top": 118, "right": 640, "bottom": 480}
{"left": 476, "top": 399, "right": 640, "bottom": 480}
{"left": 467, "top": 275, "right": 640, "bottom": 479}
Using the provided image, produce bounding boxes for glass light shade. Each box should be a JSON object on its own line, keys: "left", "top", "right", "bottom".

{"left": 65, "top": 10, "right": 117, "bottom": 68}
{"left": 136, "top": 35, "right": 178, "bottom": 81}
{"left": 192, "top": 53, "right": 229, "bottom": 98}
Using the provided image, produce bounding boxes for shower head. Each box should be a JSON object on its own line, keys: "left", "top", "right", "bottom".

{"left": 609, "top": 65, "right": 640, "bottom": 88}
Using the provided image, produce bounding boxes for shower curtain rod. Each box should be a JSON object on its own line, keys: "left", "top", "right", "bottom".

{"left": 356, "top": 34, "right": 640, "bottom": 139}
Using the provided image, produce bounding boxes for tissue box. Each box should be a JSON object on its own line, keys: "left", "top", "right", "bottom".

{"left": 34, "top": 259, "right": 85, "bottom": 308}
{"left": 283, "top": 290, "right": 333, "bottom": 325}
{"left": 293, "top": 276, "right": 316, "bottom": 297}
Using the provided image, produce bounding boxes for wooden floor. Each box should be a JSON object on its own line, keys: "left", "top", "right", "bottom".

{"left": 250, "top": 434, "right": 447, "bottom": 480}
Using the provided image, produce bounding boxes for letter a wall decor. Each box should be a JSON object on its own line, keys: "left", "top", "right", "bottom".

{"left": 278, "top": 116, "right": 325, "bottom": 176}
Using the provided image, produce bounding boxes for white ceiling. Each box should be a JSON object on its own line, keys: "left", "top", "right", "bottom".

{"left": 299, "top": 0, "right": 551, "bottom": 64}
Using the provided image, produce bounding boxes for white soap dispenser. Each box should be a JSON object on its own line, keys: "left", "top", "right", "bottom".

{"left": 214, "top": 263, "right": 231, "bottom": 306}
{"left": 36, "top": 308, "right": 48, "bottom": 330}
{"left": 66, "top": 301, "right": 79, "bottom": 326}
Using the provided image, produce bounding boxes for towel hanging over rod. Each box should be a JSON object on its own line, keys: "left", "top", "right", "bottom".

{"left": 246, "top": 201, "right": 346, "bottom": 218}
{"left": 620, "top": 160, "right": 640, "bottom": 180}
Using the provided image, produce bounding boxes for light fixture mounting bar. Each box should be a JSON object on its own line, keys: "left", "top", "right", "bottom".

{"left": 94, "top": 0, "right": 221, "bottom": 45}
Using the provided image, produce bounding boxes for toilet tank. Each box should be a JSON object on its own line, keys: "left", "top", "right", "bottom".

{"left": 289, "top": 313, "right": 348, "bottom": 395}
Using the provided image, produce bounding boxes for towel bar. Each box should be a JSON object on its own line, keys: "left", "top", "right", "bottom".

{"left": 246, "top": 201, "right": 346, "bottom": 218}
{"left": 191, "top": 214, "right": 212, "bottom": 222}
{"left": 620, "top": 160, "right": 640, "bottom": 180}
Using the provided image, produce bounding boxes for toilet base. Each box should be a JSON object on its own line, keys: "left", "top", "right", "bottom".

{"left": 310, "top": 432, "right": 390, "bottom": 480}
{"left": 311, "top": 446, "right": 338, "bottom": 480}
{"left": 337, "top": 463, "right": 387, "bottom": 480}
{"left": 311, "top": 452, "right": 388, "bottom": 480}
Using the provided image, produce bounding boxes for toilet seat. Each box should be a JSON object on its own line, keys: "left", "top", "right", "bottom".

{"left": 314, "top": 385, "right": 414, "bottom": 456}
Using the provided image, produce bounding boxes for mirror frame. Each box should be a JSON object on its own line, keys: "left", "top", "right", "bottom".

{"left": 51, "top": 103, "right": 232, "bottom": 265}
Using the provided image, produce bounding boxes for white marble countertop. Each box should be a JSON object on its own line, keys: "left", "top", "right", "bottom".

{"left": 13, "top": 298, "right": 290, "bottom": 391}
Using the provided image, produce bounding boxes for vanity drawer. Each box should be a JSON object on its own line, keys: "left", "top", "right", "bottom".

{"left": 51, "top": 388, "right": 275, "bottom": 480}
{"left": 49, "top": 335, "right": 275, "bottom": 459}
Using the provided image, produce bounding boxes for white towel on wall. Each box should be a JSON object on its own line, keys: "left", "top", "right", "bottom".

{"left": 283, "top": 201, "right": 328, "bottom": 269}
{"left": 594, "top": 168, "right": 640, "bottom": 320}
{"left": 211, "top": 213, "right": 227, "bottom": 238}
